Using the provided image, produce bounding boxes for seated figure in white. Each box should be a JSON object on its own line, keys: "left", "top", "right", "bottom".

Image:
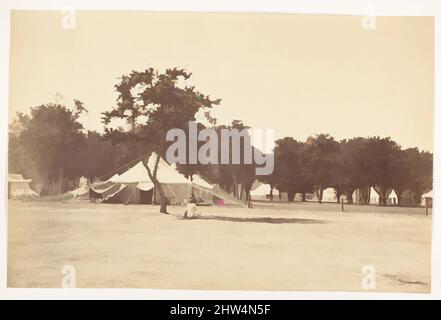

{"left": 184, "top": 193, "right": 201, "bottom": 219}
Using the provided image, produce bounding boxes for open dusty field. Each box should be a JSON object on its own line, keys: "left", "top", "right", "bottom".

{"left": 7, "top": 200, "right": 432, "bottom": 292}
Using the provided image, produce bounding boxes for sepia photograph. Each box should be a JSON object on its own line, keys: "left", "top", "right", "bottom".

{"left": 4, "top": 7, "right": 436, "bottom": 296}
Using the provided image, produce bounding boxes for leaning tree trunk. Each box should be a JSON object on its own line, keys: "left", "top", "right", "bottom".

{"left": 143, "top": 154, "right": 168, "bottom": 214}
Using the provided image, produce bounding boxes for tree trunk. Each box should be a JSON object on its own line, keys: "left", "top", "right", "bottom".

{"left": 395, "top": 189, "right": 403, "bottom": 206}
{"left": 157, "top": 184, "right": 168, "bottom": 213}
{"left": 335, "top": 188, "right": 341, "bottom": 203}
{"left": 346, "top": 189, "right": 354, "bottom": 204}
{"left": 287, "top": 190, "right": 295, "bottom": 202}
{"left": 412, "top": 192, "right": 422, "bottom": 206}
{"left": 316, "top": 186, "right": 323, "bottom": 204}
{"left": 359, "top": 186, "right": 370, "bottom": 205}
{"left": 232, "top": 174, "right": 239, "bottom": 198}
{"left": 143, "top": 153, "right": 168, "bottom": 214}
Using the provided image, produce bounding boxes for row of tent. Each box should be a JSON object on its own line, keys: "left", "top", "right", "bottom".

{"left": 7, "top": 168, "right": 433, "bottom": 207}
{"left": 71, "top": 154, "right": 242, "bottom": 206}
{"left": 8, "top": 153, "right": 433, "bottom": 207}
{"left": 249, "top": 183, "right": 433, "bottom": 206}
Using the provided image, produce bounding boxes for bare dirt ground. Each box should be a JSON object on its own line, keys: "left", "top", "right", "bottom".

{"left": 7, "top": 200, "right": 432, "bottom": 292}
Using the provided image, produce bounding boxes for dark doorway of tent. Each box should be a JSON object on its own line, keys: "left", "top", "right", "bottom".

{"left": 103, "top": 184, "right": 153, "bottom": 204}
{"left": 89, "top": 183, "right": 154, "bottom": 205}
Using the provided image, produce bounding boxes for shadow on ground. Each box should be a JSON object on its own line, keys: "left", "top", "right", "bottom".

{"left": 187, "top": 215, "right": 326, "bottom": 224}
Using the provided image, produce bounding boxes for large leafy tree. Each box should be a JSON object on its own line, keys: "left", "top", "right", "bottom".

{"left": 8, "top": 112, "right": 31, "bottom": 176}
{"left": 11, "top": 103, "right": 86, "bottom": 195}
{"left": 76, "top": 131, "right": 121, "bottom": 183}
{"left": 303, "top": 134, "right": 340, "bottom": 203}
{"left": 366, "top": 137, "right": 401, "bottom": 205}
{"left": 175, "top": 120, "right": 258, "bottom": 205}
{"left": 271, "top": 137, "right": 313, "bottom": 202}
{"left": 102, "top": 68, "right": 220, "bottom": 213}
{"left": 404, "top": 148, "right": 433, "bottom": 204}
{"left": 218, "top": 120, "right": 256, "bottom": 204}
{"left": 333, "top": 139, "right": 358, "bottom": 203}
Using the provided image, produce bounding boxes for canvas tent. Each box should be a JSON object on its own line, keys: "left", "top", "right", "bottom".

{"left": 421, "top": 190, "right": 433, "bottom": 207}
{"left": 191, "top": 174, "right": 213, "bottom": 190}
{"left": 108, "top": 157, "right": 190, "bottom": 204}
{"left": 8, "top": 174, "right": 39, "bottom": 199}
{"left": 89, "top": 154, "right": 214, "bottom": 205}
{"left": 370, "top": 187, "right": 399, "bottom": 205}
{"left": 70, "top": 176, "right": 89, "bottom": 198}
{"left": 250, "top": 183, "right": 279, "bottom": 201}
{"left": 321, "top": 188, "right": 337, "bottom": 202}
{"left": 388, "top": 189, "right": 398, "bottom": 205}
{"left": 369, "top": 187, "right": 380, "bottom": 204}
{"left": 351, "top": 187, "right": 399, "bottom": 205}
{"left": 422, "top": 190, "right": 433, "bottom": 198}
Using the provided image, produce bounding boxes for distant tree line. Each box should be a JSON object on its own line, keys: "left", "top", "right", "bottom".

{"left": 263, "top": 134, "right": 432, "bottom": 206}
{"left": 9, "top": 67, "right": 433, "bottom": 211}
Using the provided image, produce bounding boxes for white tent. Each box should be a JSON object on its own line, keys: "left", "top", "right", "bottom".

{"left": 8, "top": 174, "right": 39, "bottom": 199}
{"left": 321, "top": 188, "right": 337, "bottom": 202}
{"left": 370, "top": 187, "right": 399, "bottom": 205}
{"left": 250, "top": 184, "right": 279, "bottom": 200}
{"left": 191, "top": 174, "right": 213, "bottom": 189}
{"left": 388, "top": 189, "right": 398, "bottom": 205}
{"left": 104, "top": 153, "right": 212, "bottom": 205}
{"left": 70, "top": 185, "right": 89, "bottom": 197}
{"left": 70, "top": 176, "right": 89, "bottom": 198}
{"left": 421, "top": 190, "right": 433, "bottom": 206}
{"left": 110, "top": 156, "right": 191, "bottom": 185}
{"left": 108, "top": 173, "right": 119, "bottom": 181}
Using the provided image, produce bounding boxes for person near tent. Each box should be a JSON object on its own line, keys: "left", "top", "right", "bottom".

{"left": 184, "top": 193, "right": 200, "bottom": 219}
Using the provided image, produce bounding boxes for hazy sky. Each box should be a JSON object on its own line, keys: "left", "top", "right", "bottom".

{"left": 9, "top": 11, "right": 434, "bottom": 151}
